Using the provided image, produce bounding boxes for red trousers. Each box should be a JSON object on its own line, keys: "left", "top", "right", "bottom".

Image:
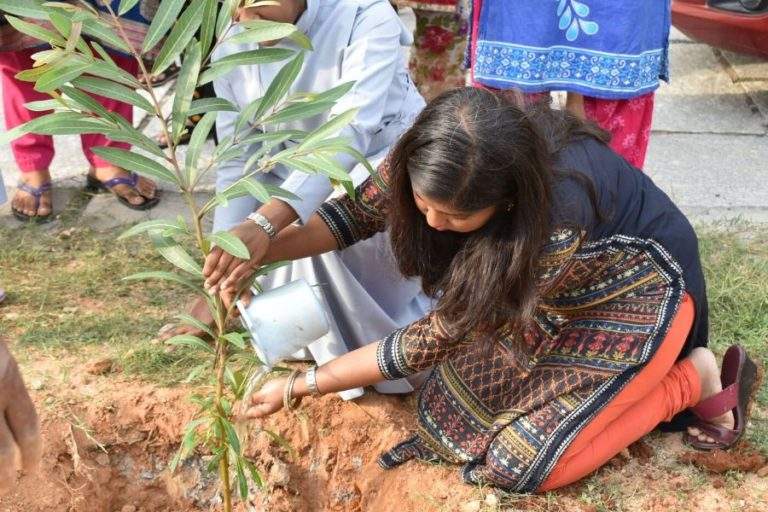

{"left": 0, "top": 48, "right": 138, "bottom": 172}
{"left": 540, "top": 294, "right": 700, "bottom": 490}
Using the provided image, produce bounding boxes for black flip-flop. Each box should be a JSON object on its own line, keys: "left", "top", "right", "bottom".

{"left": 85, "top": 172, "right": 160, "bottom": 211}
{"left": 11, "top": 181, "right": 53, "bottom": 223}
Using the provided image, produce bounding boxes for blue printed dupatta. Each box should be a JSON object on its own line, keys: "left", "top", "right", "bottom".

{"left": 471, "top": 1, "right": 671, "bottom": 99}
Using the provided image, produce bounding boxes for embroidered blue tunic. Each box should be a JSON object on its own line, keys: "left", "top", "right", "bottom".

{"left": 471, "top": 1, "right": 672, "bottom": 99}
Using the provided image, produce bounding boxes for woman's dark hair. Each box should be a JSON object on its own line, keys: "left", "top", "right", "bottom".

{"left": 388, "top": 87, "right": 608, "bottom": 341}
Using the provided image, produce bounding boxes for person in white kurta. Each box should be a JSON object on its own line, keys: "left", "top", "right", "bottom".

{"left": 209, "top": 0, "right": 430, "bottom": 399}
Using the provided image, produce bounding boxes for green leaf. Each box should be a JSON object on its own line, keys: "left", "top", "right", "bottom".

{"left": 187, "top": 97, "right": 237, "bottom": 116}
{"left": 198, "top": 48, "right": 294, "bottom": 85}
{"left": 151, "top": 0, "right": 205, "bottom": 76}
{"left": 238, "top": 178, "right": 270, "bottom": 203}
{"left": 102, "top": 125, "right": 168, "bottom": 159}
{"left": 230, "top": 19, "right": 302, "bottom": 47}
{"left": 172, "top": 41, "right": 201, "bottom": 139}
{"left": 245, "top": 461, "right": 264, "bottom": 489}
{"left": 117, "top": 219, "right": 186, "bottom": 240}
{"left": 310, "top": 81, "right": 355, "bottom": 104}
{"left": 47, "top": 8, "right": 90, "bottom": 55}
{"left": 222, "top": 332, "right": 247, "bottom": 350}
{"left": 149, "top": 233, "right": 204, "bottom": 276}
{"left": 235, "top": 129, "right": 305, "bottom": 150}
{"left": 215, "top": 0, "right": 239, "bottom": 38}
{"left": 236, "top": 459, "right": 248, "bottom": 499}
{"left": 122, "top": 270, "right": 203, "bottom": 295}
{"left": 141, "top": 0, "right": 185, "bottom": 54}
{"left": 263, "top": 429, "right": 296, "bottom": 460}
{"left": 91, "top": 147, "right": 177, "bottom": 184}
{"left": 185, "top": 111, "right": 217, "bottom": 183}
{"left": 299, "top": 108, "right": 358, "bottom": 149}
{"left": 199, "top": 0, "right": 217, "bottom": 56}
{"left": 72, "top": 76, "right": 154, "bottom": 113}
{"left": 24, "top": 99, "right": 67, "bottom": 112}
{"left": 261, "top": 100, "right": 335, "bottom": 126}
{"left": 166, "top": 334, "right": 214, "bottom": 353}
{"left": 81, "top": 17, "right": 131, "bottom": 53}
{"left": 4, "top": 15, "right": 65, "bottom": 46}
{"left": 0, "top": 112, "right": 108, "bottom": 144}
{"left": 308, "top": 154, "right": 351, "bottom": 181}
{"left": 34, "top": 56, "right": 93, "bottom": 93}
{"left": 182, "top": 362, "right": 211, "bottom": 384}
{"left": 253, "top": 260, "right": 290, "bottom": 278}
{"left": 59, "top": 85, "right": 110, "bottom": 118}
{"left": 89, "top": 40, "right": 118, "bottom": 68}
{"left": 86, "top": 59, "right": 141, "bottom": 88}
{"left": 176, "top": 313, "right": 214, "bottom": 338}
{"left": 118, "top": 0, "right": 140, "bottom": 16}
{"left": 252, "top": 52, "right": 304, "bottom": 124}
{"left": 221, "top": 418, "right": 241, "bottom": 454}
{"left": 0, "top": 0, "right": 49, "bottom": 19}
{"left": 208, "top": 231, "right": 250, "bottom": 260}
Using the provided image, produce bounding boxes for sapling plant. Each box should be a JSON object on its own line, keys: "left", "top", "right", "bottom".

{"left": 0, "top": 0, "right": 371, "bottom": 509}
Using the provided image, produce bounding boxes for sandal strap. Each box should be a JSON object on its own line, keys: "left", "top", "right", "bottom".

{"left": 17, "top": 180, "right": 52, "bottom": 197}
{"left": 688, "top": 419, "right": 739, "bottom": 448}
{"left": 690, "top": 381, "right": 739, "bottom": 421}
{"left": 100, "top": 172, "right": 139, "bottom": 190}
{"left": 16, "top": 180, "right": 52, "bottom": 210}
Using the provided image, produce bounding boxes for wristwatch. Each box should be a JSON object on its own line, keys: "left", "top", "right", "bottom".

{"left": 305, "top": 365, "right": 321, "bottom": 396}
{"left": 246, "top": 212, "right": 277, "bottom": 240}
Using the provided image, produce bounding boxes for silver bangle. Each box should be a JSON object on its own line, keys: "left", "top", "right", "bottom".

{"left": 246, "top": 212, "right": 277, "bottom": 240}
{"left": 305, "top": 365, "right": 321, "bottom": 396}
{"left": 283, "top": 369, "right": 301, "bottom": 411}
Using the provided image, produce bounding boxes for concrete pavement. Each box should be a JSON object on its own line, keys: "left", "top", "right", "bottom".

{"left": 1, "top": 28, "right": 767, "bottom": 230}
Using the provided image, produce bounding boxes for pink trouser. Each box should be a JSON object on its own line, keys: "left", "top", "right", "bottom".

{"left": 0, "top": 48, "right": 138, "bottom": 172}
{"left": 520, "top": 91, "right": 655, "bottom": 170}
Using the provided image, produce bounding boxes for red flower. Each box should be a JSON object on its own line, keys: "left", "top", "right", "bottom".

{"left": 421, "top": 25, "right": 455, "bottom": 54}
{"left": 429, "top": 66, "right": 446, "bottom": 82}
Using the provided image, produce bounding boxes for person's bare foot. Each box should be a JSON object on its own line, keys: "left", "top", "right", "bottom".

{"left": 91, "top": 166, "right": 157, "bottom": 207}
{"left": 12, "top": 169, "right": 52, "bottom": 219}
{"left": 159, "top": 296, "right": 214, "bottom": 342}
{"left": 686, "top": 347, "right": 735, "bottom": 444}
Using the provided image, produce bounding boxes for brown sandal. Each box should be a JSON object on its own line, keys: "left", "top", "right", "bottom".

{"left": 683, "top": 345, "right": 763, "bottom": 450}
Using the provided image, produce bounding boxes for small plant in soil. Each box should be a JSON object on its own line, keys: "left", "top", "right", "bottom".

{"left": 0, "top": 0, "right": 369, "bottom": 509}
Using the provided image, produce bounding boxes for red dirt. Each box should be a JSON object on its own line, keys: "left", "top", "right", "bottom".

{"left": 678, "top": 444, "right": 767, "bottom": 474}
{"left": 2, "top": 353, "right": 768, "bottom": 511}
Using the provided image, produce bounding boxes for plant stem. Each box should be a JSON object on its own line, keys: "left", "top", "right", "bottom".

{"left": 217, "top": 340, "right": 232, "bottom": 512}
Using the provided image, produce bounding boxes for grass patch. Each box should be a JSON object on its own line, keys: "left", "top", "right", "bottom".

{"left": 697, "top": 222, "right": 768, "bottom": 451}
{"left": 0, "top": 223, "right": 197, "bottom": 383}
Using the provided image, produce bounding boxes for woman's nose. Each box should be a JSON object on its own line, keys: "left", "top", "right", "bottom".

{"left": 425, "top": 210, "right": 447, "bottom": 231}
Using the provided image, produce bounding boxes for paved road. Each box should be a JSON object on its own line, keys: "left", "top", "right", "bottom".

{"left": 1, "top": 28, "right": 767, "bottom": 229}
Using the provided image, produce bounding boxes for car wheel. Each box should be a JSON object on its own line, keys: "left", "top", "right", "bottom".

{"left": 739, "top": 0, "right": 768, "bottom": 11}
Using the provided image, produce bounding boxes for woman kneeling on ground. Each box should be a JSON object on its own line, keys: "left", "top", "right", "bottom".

{"left": 239, "top": 87, "right": 761, "bottom": 492}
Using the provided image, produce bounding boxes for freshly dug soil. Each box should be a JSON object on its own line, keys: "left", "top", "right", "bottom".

{"left": 678, "top": 444, "right": 767, "bottom": 474}
{"left": 2, "top": 355, "right": 767, "bottom": 512}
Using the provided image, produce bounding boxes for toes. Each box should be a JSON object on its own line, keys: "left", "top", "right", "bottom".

{"left": 114, "top": 185, "right": 146, "bottom": 206}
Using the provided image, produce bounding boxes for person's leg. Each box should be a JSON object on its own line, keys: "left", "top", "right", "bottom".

{"left": 0, "top": 49, "right": 55, "bottom": 218}
{"left": 582, "top": 92, "right": 655, "bottom": 169}
{"left": 80, "top": 52, "right": 157, "bottom": 207}
{"left": 539, "top": 295, "right": 700, "bottom": 490}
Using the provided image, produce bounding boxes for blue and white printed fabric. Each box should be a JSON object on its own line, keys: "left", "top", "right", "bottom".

{"left": 472, "top": 1, "right": 671, "bottom": 99}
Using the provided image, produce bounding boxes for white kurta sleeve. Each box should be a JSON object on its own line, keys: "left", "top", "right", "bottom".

{"left": 279, "top": 3, "right": 405, "bottom": 223}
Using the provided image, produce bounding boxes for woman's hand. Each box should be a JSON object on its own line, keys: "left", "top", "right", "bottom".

{"left": 0, "top": 342, "right": 42, "bottom": 495}
{"left": 242, "top": 376, "right": 293, "bottom": 419}
{"left": 204, "top": 221, "right": 271, "bottom": 294}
